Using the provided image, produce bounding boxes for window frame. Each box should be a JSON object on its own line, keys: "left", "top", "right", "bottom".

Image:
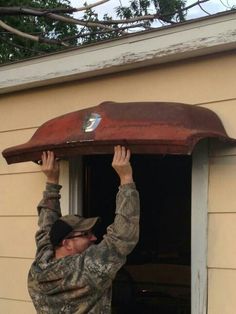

{"left": 69, "top": 156, "right": 83, "bottom": 215}
{"left": 191, "top": 140, "right": 208, "bottom": 314}
{"left": 68, "top": 141, "right": 208, "bottom": 314}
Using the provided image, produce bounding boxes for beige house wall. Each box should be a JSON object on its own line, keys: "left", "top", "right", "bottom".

{"left": 0, "top": 51, "right": 236, "bottom": 313}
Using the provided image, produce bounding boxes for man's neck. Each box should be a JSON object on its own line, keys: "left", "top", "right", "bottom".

{"left": 55, "top": 248, "right": 71, "bottom": 259}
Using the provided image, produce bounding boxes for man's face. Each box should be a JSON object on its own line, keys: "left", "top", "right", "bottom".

{"left": 65, "top": 230, "right": 97, "bottom": 254}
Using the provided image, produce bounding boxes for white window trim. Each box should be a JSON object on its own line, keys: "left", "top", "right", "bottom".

{"left": 69, "top": 157, "right": 83, "bottom": 215}
{"left": 191, "top": 140, "right": 208, "bottom": 314}
{"left": 69, "top": 145, "right": 209, "bottom": 313}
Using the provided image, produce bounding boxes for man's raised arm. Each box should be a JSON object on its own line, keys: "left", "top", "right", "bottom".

{"left": 35, "top": 151, "right": 62, "bottom": 261}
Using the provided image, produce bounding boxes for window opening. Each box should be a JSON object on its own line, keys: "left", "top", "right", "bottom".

{"left": 83, "top": 154, "right": 191, "bottom": 314}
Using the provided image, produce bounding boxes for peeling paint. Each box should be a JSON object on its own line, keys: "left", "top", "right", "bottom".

{"left": 0, "top": 12, "right": 236, "bottom": 94}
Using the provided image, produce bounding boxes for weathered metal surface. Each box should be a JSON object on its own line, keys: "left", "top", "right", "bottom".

{"left": 2, "top": 101, "right": 236, "bottom": 164}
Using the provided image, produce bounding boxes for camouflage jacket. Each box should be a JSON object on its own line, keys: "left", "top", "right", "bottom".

{"left": 28, "top": 182, "right": 140, "bottom": 314}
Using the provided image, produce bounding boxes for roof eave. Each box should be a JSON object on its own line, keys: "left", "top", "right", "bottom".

{"left": 1, "top": 10, "right": 236, "bottom": 94}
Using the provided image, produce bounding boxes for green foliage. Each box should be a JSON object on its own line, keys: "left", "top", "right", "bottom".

{"left": 116, "top": 0, "right": 187, "bottom": 22}
{"left": 158, "top": 0, "right": 187, "bottom": 21}
{"left": 79, "top": 8, "right": 121, "bottom": 45}
{"left": 0, "top": 0, "right": 78, "bottom": 64}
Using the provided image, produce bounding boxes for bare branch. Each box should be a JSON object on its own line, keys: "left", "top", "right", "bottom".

{"left": 0, "top": 7, "right": 71, "bottom": 15}
{"left": 0, "top": 0, "right": 212, "bottom": 33}
{"left": 0, "top": 0, "right": 210, "bottom": 26}
{"left": 98, "top": 15, "right": 155, "bottom": 24}
{"left": 0, "top": 1, "right": 110, "bottom": 15}
{"left": 182, "top": 0, "right": 210, "bottom": 12}
{"left": 197, "top": 0, "right": 211, "bottom": 15}
{"left": 74, "top": 0, "right": 110, "bottom": 12}
{"left": 0, "top": 6, "right": 115, "bottom": 30}
{"left": 0, "top": 19, "right": 69, "bottom": 46}
{"left": 46, "top": 12, "right": 114, "bottom": 30}
{"left": 63, "top": 22, "right": 148, "bottom": 41}
{"left": 84, "top": 0, "right": 210, "bottom": 25}
{"left": 0, "top": 34, "right": 45, "bottom": 54}
{"left": 86, "top": 14, "right": 175, "bottom": 25}
{"left": 0, "top": 19, "right": 39, "bottom": 41}
{"left": 219, "top": 0, "right": 232, "bottom": 9}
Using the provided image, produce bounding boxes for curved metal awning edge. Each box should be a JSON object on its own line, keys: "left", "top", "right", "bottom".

{"left": 2, "top": 101, "right": 236, "bottom": 164}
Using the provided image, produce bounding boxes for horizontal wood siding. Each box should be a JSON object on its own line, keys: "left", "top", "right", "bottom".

{"left": 0, "top": 51, "right": 235, "bottom": 313}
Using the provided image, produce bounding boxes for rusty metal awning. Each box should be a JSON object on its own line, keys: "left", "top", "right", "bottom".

{"left": 2, "top": 101, "right": 236, "bottom": 164}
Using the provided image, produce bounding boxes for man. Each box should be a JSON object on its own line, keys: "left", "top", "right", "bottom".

{"left": 28, "top": 145, "right": 140, "bottom": 314}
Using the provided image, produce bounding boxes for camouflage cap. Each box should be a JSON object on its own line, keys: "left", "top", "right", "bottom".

{"left": 49, "top": 215, "right": 100, "bottom": 247}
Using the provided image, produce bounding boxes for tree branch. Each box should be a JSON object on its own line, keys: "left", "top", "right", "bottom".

{"left": 182, "top": 0, "right": 210, "bottom": 12}
{"left": 63, "top": 22, "right": 149, "bottom": 41}
{"left": 0, "top": 0, "right": 217, "bottom": 52}
{"left": 0, "top": 19, "right": 69, "bottom": 46}
{"left": 0, "top": 0, "right": 210, "bottom": 26}
{"left": 197, "top": 1, "right": 211, "bottom": 15}
{"left": 73, "top": 0, "right": 110, "bottom": 12}
{"left": 0, "top": 6, "right": 115, "bottom": 30}
{"left": 0, "top": 0, "right": 110, "bottom": 15}
{"left": 0, "top": 34, "right": 45, "bottom": 54}
{"left": 45, "top": 12, "right": 114, "bottom": 30}
{"left": 95, "top": 14, "right": 171, "bottom": 24}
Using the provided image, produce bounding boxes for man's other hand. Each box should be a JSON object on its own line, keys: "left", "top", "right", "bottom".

{"left": 41, "top": 151, "right": 60, "bottom": 184}
{"left": 112, "top": 146, "right": 133, "bottom": 185}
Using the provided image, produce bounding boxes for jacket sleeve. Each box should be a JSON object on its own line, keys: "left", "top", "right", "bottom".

{"left": 34, "top": 183, "right": 62, "bottom": 262}
{"left": 84, "top": 182, "right": 140, "bottom": 285}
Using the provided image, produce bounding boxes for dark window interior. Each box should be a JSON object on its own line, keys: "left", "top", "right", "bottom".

{"left": 83, "top": 154, "right": 191, "bottom": 314}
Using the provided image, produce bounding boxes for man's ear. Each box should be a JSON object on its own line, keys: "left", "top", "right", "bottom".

{"left": 62, "top": 239, "right": 73, "bottom": 250}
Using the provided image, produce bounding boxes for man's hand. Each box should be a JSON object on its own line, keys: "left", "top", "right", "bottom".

{"left": 112, "top": 146, "right": 133, "bottom": 185}
{"left": 41, "top": 151, "right": 60, "bottom": 184}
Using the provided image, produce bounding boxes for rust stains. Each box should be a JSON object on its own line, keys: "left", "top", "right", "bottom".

{"left": 2, "top": 101, "right": 236, "bottom": 164}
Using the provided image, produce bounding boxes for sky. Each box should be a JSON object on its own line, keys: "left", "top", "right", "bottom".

{"left": 69, "top": 0, "right": 236, "bottom": 21}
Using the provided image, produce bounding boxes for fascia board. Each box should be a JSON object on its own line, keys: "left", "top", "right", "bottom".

{"left": 0, "top": 11, "right": 236, "bottom": 94}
